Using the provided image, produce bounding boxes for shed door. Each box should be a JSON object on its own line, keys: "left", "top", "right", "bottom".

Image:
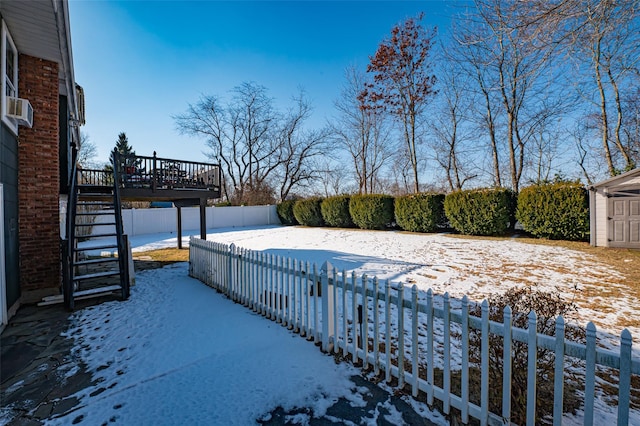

{"left": 608, "top": 188, "right": 640, "bottom": 248}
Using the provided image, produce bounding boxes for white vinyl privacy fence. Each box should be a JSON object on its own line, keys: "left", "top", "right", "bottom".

{"left": 189, "top": 237, "right": 638, "bottom": 426}
{"left": 87, "top": 205, "right": 279, "bottom": 237}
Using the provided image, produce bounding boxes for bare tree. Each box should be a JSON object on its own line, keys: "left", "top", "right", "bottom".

{"left": 569, "top": 0, "right": 639, "bottom": 175}
{"left": 315, "top": 157, "right": 348, "bottom": 197}
{"left": 175, "top": 83, "right": 331, "bottom": 204}
{"left": 174, "top": 82, "right": 279, "bottom": 203}
{"left": 451, "top": 19, "right": 504, "bottom": 188}
{"left": 384, "top": 147, "right": 415, "bottom": 196}
{"left": 77, "top": 131, "right": 98, "bottom": 168}
{"left": 453, "top": 0, "right": 572, "bottom": 192}
{"left": 573, "top": 124, "right": 597, "bottom": 185}
{"left": 360, "top": 13, "right": 437, "bottom": 193}
{"left": 429, "top": 51, "right": 478, "bottom": 190}
{"left": 622, "top": 87, "right": 640, "bottom": 165}
{"left": 275, "top": 92, "right": 334, "bottom": 201}
{"left": 332, "top": 66, "right": 392, "bottom": 194}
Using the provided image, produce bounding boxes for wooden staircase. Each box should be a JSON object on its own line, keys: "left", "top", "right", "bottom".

{"left": 58, "top": 152, "right": 131, "bottom": 310}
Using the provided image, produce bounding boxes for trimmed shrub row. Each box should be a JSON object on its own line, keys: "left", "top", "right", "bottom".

{"left": 292, "top": 197, "right": 325, "bottom": 227}
{"left": 276, "top": 183, "right": 589, "bottom": 241}
{"left": 276, "top": 200, "right": 298, "bottom": 225}
{"left": 444, "top": 188, "right": 514, "bottom": 236}
{"left": 349, "top": 194, "right": 395, "bottom": 230}
{"left": 516, "top": 183, "right": 589, "bottom": 241}
{"left": 321, "top": 195, "right": 354, "bottom": 228}
{"left": 395, "top": 193, "right": 446, "bottom": 233}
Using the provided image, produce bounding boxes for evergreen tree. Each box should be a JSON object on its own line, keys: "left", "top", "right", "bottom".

{"left": 115, "top": 132, "right": 135, "bottom": 157}
{"left": 108, "top": 132, "right": 139, "bottom": 171}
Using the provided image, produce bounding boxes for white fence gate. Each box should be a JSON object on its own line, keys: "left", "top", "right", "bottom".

{"left": 189, "top": 237, "right": 638, "bottom": 425}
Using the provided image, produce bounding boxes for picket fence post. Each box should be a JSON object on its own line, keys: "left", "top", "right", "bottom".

{"left": 503, "top": 305, "right": 513, "bottom": 424}
{"left": 461, "top": 295, "right": 470, "bottom": 424}
{"left": 527, "top": 311, "right": 538, "bottom": 426}
{"left": 227, "top": 243, "right": 235, "bottom": 298}
{"left": 618, "top": 329, "right": 632, "bottom": 426}
{"left": 321, "top": 261, "right": 335, "bottom": 352}
{"left": 553, "top": 316, "right": 565, "bottom": 426}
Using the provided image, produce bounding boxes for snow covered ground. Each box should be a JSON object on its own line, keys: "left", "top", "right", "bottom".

{"left": 91, "top": 224, "right": 635, "bottom": 342}
{"left": 43, "top": 263, "right": 446, "bottom": 425}
{"left": 70, "top": 225, "right": 639, "bottom": 424}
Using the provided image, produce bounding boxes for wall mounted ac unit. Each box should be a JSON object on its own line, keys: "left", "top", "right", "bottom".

{"left": 6, "top": 97, "right": 33, "bottom": 128}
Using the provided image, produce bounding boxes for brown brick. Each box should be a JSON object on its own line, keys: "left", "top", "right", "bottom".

{"left": 17, "top": 54, "right": 61, "bottom": 296}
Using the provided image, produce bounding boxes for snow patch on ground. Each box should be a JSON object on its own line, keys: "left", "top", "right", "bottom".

{"left": 45, "top": 263, "right": 363, "bottom": 425}
{"left": 193, "top": 226, "right": 635, "bottom": 342}
{"left": 68, "top": 225, "right": 639, "bottom": 424}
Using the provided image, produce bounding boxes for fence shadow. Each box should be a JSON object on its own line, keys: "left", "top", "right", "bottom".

{"left": 261, "top": 247, "right": 433, "bottom": 283}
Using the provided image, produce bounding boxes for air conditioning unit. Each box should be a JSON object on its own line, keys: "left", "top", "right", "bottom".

{"left": 6, "top": 97, "right": 33, "bottom": 128}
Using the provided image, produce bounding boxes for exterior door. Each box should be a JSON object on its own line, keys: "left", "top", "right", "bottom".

{"left": 609, "top": 190, "right": 640, "bottom": 248}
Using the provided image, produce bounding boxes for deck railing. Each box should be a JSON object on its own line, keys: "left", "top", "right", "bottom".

{"left": 189, "top": 237, "right": 639, "bottom": 426}
{"left": 78, "top": 151, "right": 221, "bottom": 193}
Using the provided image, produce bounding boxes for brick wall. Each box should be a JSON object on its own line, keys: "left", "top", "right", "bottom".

{"left": 17, "top": 54, "right": 61, "bottom": 299}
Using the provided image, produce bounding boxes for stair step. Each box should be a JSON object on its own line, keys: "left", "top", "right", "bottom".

{"left": 38, "top": 284, "right": 123, "bottom": 306}
{"left": 78, "top": 188, "right": 114, "bottom": 192}
{"left": 88, "top": 233, "right": 119, "bottom": 238}
{"left": 74, "top": 284, "right": 123, "bottom": 297}
{"left": 76, "top": 212, "right": 114, "bottom": 216}
{"left": 74, "top": 270, "right": 121, "bottom": 281}
{"left": 77, "top": 202, "right": 114, "bottom": 207}
{"left": 78, "top": 192, "right": 113, "bottom": 200}
{"left": 75, "top": 222, "right": 116, "bottom": 227}
{"left": 74, "top": 244, "right": 118, "bottom": 252}
{"left": 78, "top": 184, "right": 112, "bottom": 188}
{"left": 74, "top": 258, "right": 119, "bottom": 267}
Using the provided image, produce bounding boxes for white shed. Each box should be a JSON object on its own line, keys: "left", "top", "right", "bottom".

{"left": 589, "top": 168, "right": 640, "bottom": 248}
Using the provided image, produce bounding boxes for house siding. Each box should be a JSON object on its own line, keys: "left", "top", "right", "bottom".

{"left": 17, "top": 54, "right": 61, "bottom": 300}
{"left": 0, "top": 124, "right": 20, "bottom": 308}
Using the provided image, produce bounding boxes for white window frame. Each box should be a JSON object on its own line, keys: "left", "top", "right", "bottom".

{"left": 1, "top": 20, "right": 18, "bottom": 134}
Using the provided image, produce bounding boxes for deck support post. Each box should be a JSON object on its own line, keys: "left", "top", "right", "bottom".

{"left": 176, "top": 206, "right": 183, "bottom": 249}
{"left": 199, "top": 198, "right": 207, "bottom": 240}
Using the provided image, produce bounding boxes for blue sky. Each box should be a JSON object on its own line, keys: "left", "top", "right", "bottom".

{"left": 69, "top": 1, "right": 462, "bottom": 164}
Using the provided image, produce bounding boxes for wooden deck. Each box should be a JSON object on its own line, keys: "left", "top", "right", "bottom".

{"left": 79, "top": 152, "right": 222, "bottom": 203}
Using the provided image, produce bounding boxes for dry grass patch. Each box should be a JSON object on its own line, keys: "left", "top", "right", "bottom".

{"left": 446, "top": 233, "right": 640, "bottom": 331}
{"left": 447, "top": 233, "right": 640, "bottom": 291}
{"left": 133, "top": 248, "right": 189, "bottom": 263}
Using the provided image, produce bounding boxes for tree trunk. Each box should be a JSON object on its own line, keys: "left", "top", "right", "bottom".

{"left": 607, "top": 66, "right": 633, "bottom": 170}
{"left": 594, "top": 38, "right": 616, "bottom": 176}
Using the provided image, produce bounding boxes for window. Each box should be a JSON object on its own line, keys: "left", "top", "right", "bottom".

{"left": 1, "top": 20, "right": 18, "bottom": 133}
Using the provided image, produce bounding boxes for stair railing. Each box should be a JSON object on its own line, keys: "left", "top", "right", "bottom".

{"left": 111, "top": 149, "right": 131, "bottom": 299}
{"left": 62, "top": 145, "right": 80, "bottom": 310}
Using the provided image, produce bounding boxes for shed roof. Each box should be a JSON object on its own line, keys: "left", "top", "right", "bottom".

{"left": 592, "top": 168, "right": 640, "bottom": 188}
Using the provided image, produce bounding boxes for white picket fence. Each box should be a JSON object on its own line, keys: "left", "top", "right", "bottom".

{"left": 188, "top": 237, "right": 639, "bottom": 426}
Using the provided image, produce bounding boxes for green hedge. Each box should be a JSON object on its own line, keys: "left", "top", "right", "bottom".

{"left": 444, "top": 188, "right": 514, "bottom": 236}
{"left": 276, "top": 200, "right": 298, "bottom": 225}
{"left": 293, "top": 197, "right": 325, "bottom": 227}
{"left": 321, "top": 195, "right": 355, "bottom": 228}
{"left": 349, "top": 194, "right": 395, "bottom": 230}
{"left": 395, "top": 193, "right": 446, "bottom": 233}
{"left": 516, "top": 183, "right": 589, "bottom": 241}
